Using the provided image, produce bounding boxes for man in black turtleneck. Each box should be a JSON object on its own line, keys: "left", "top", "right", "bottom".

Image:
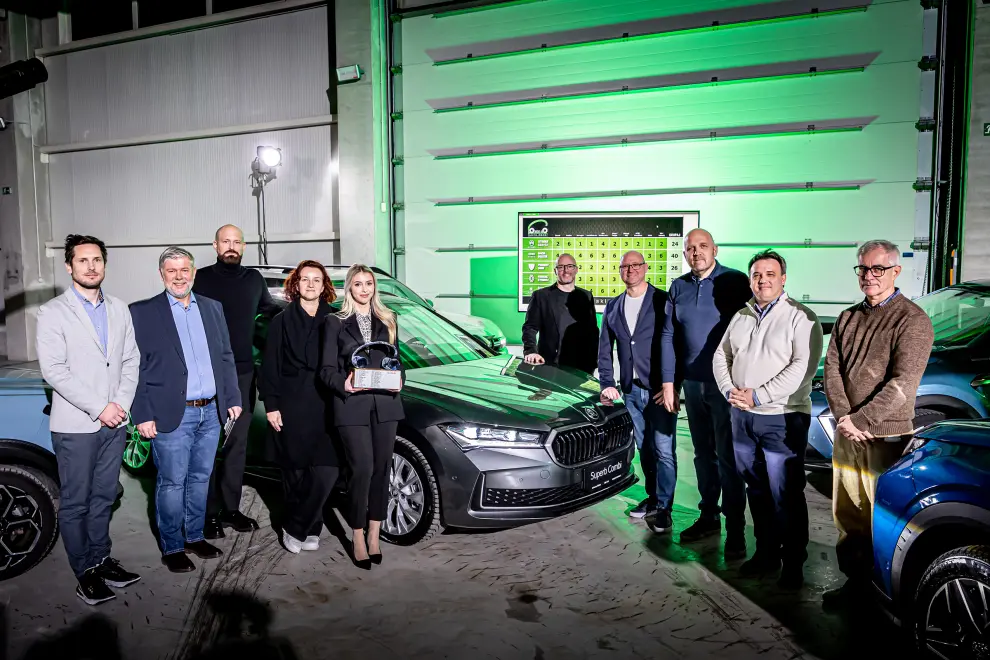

{"left": 193, "top": 224, "right": 280, "bottom": 537}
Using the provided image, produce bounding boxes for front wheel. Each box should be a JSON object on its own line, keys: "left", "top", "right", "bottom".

{"left": 380, "top": 436, "right": 444, "bottom": 546}
{"left": 913, "top": 545, "right": 990, "bottom": 660}
{"left": 0, "top": 466, "right": 59, "bottom": 581}
{"left": 122, "top": 423, "right": 155, "bottom": 476}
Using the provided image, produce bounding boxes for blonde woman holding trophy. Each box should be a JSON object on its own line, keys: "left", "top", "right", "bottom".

{"left": 319, "top": 264, "right": 404, "bottom": 569}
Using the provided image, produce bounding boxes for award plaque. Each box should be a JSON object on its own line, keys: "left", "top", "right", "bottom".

{"left": 352, "top": 368, "right": 402, "bottom": 391}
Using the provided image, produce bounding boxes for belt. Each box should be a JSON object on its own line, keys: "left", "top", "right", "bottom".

{"left": 185, "top": 397, "right": 215, "bottom": 407}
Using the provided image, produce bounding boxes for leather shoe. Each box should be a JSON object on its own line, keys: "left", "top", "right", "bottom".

{"left": 220, "top": 511, "right": 259, "bottom": 533}
{"left": 184, "top": 540, "right": 223, "bottom": 559}
{"left": 204, "top": 516, "right": 225, "bottom": 540}
{"left": 162, "top": 552, "right": 196, "bottom": 573}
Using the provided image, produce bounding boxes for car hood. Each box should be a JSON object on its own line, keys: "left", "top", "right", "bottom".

{"left": 0, "top": 361, "right": 46, "bottom": 394}
{"left": 915, "top": 419, "right": 990, "bottom": 448}
{"left": 443, "top": 311, "right": 499, "bottom": 336}
{"left": 402, "top": 355, "right": 611, "bottom": 431}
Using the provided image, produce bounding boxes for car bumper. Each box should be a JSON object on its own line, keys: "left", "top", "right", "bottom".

{"left": 427, "top": 426, "right": 637, "bottom": 530}
{"left": 807, "top": 390, "right": 835, "bottom": 467}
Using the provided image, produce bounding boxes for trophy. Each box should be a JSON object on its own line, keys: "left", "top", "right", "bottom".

{"left": 350, "top": 341, "right": 402, "bottom": 390}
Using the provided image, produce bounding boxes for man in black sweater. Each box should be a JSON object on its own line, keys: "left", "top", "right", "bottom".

{"left": 522, "top": 253, "right": 599, "bottom": 374}
{"left": 193, "top": 224, "right": 280, "bottom": 537}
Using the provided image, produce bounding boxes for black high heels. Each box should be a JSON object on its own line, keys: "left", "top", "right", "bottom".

{"left": 370, "top": 552, "right": 382, "bottom": 565}
{"left": 352, "top": 556, "right": 372, "bottom": 570}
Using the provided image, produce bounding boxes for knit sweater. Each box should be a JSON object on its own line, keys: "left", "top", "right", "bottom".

{"left": 713, "top": 293, "right": 823, "bottom": 415}
{"left": 823, "top": 292, "right": 934, "bottom": 437}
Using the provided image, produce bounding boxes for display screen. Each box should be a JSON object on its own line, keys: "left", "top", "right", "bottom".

{"left": 518, "top": 212, "right": 700, "bottom": 312}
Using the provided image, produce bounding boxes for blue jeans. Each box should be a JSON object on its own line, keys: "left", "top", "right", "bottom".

{"left": 51, "top": 426, "right": 126, "bottom": 577}
{"left": 151, "top": 401, "right": 221, "bottom": 555}
{"left": 732, "top": 410, "right": 811, "bottom": 565}
{"left": 683, "top": 379, "right": 746, "bottom": 533}
{"left": 625, "top": 384, "right": 677, "bottom": 512}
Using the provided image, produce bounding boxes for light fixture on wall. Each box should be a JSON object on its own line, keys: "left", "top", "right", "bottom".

{"left": 250, "top": 146, "right": 281, "bottom": 265}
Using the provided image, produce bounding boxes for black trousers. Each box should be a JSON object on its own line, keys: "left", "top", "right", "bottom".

{"left": 208, "top": 370, "right": 255, "bottom": 516}
{"left": 731, "top": 409, "right": 811, "bottom": 566}
{"left": 281, "top": 465, "right": 339, "bottom": 541}
{"left": 337, "top": 419, "right": 398, "bottom": 529}
{"left": 51, "top": 426, "right": 126, "bottom": 578}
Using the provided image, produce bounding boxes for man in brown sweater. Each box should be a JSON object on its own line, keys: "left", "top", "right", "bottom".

{"left": 822, "top": 239, "right": 933, "bottom": 610}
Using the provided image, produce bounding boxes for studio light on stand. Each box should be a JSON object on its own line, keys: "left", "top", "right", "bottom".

{"left": 250, "top": 146, "right": 281, "bottom": 265}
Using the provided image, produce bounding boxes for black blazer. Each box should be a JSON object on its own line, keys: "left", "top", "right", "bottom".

{"left": 129, "top": 291, "right": 241, "bottom": 433}
{"left": 521, "top": 285, "right": 599, "bottom": 373}
{"left": 319, "top": 313, "right": 405, "bottom": 426}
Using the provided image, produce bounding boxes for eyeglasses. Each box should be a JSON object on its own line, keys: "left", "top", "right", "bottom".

{"left": 619, "top": 262, "right": 647, "bottom": 272}
{"left": 555, "top": 264, "right": 578, "bottom": 271}
{"left": 854, "top": 264, "right": 897, "bottom": 278}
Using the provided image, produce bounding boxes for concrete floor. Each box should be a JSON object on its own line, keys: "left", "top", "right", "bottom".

{"left": 0, "top": 415, "right": 922, "bottom": 660}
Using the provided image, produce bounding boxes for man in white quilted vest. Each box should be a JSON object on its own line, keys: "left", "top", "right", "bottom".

{"left": 713, "top": 249, "right": 823, "bottom": 591}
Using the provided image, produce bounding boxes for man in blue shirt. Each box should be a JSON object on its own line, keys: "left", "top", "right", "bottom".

{"left": 660, "top": 229, "right": 752, "bottom": 558}
{"left": 130, "top": 247, "right": 241, "bottom": 573}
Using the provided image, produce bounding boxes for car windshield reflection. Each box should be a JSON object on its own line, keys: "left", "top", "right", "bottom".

{"left": 916, "top": 287, "right": 990, "bottom": 349}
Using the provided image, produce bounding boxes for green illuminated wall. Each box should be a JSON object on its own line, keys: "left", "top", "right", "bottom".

{"left": 395, "top": 0, "right": 924, "bottom": 344}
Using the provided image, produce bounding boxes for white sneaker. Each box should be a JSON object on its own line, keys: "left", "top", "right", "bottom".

{"left": 283, "top": 532, "right": 303, "bottom": 554}
{"left": 301, "top": 535, "right": 320, "bottom": 551}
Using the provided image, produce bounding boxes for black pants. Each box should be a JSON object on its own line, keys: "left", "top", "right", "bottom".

{"left": 683, "top": 380, "right": 746, "bottom": 533}
{"left": 337, "top": 420, "right": 398, "bottom": 529}
{"left": 208, "top": 370, "right": 254, "bottom": 516}
{"left": 731, "top": 409, "right": 811, "bottom": 566}
{"left": 51, "top": 426, "right": 126, "bottom": 578}
{"left": 281, "top": 466, "right": 339, "bottom": 541}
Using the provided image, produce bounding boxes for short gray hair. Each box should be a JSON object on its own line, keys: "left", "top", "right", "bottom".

{"left": 159, "top": 246, "right": 195, "bottom": 270}
{"left": 857, "top": 240, "right": 899, "bottom": 266}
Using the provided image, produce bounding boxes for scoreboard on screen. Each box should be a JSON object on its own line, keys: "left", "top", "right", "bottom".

{"left": 518, "top": 212, "right": 700, "bottom": 313}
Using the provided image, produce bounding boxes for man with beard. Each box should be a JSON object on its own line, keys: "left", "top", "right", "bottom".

{"left": 192, "top": 225, "right": 280, "bottom": 538}
{"left": 36, "top": 235, "right": 142, "bottom": 603}
{"left": 522, "top": 253, "right": 599, "bottom": 373}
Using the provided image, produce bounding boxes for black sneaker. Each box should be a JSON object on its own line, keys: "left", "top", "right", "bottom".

{"left": 679, "top": 516, "right": 721, "bottom": 543}
{"left": 627, "top": 498, "right": 657, "bottom": 519}
{"left": 739, "top": 553, "right": 782, "bottom": 578}
{"left": 220, "top": 511, "right": 260, "bottom": 533}
{"left": 647, "top": 509, "right": 673, "bottom": 534}
{"left": 724, "top": 532, "right": 747, "bottom": 560}
{"left": 94, "top": 557, "right": 141, "bottom": 588}
{"left": 76, "top": 571, "right": 116, "bottom": 606}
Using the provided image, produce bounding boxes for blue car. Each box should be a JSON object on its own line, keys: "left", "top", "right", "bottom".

{"left": 872, "top": 419, "right": 990, "bottom": 659}
{"left": 807, "top": 282, "right": 990, "bottom": 468}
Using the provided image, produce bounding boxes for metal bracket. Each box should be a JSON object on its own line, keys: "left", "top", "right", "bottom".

{"left": 913, "top": 177, "right": 934, "bottom": 191}
{"left": 390, "top": 65, "right": 403, "bottom": 75}
{"left": 390, "top": 111, "right": 403, "bottom": 121}
{"left": 392, "top": 156, "right": 404, "bottom": 166}
{"left": 918, "top": 56, "right": 938, "bottom": 71}
{"left": 392, "top": 202, "right": 405, "bottom": 211}
{"left": 393, "top": 246, "right": 406, "bottom": 255}
{"left": 915, "top": 117, "right": 936, "bottom": 132}
{"left": 920, "top": 0, "right": 939, "bottom": 9}
{"left": 910, "top": 238, "right": 932, "bottom": 251}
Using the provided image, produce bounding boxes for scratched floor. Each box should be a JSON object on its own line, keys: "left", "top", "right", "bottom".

{"left": 0, "top": 416, "right": 922, "bottom": 660}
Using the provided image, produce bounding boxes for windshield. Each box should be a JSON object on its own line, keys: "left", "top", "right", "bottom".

{"left": 916, "top": 287, "right": 990, "bottom": 349}
{"left": 380, "top": 300, "right": 491, "bottom": 369}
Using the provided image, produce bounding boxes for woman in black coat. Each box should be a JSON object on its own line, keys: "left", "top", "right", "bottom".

{"left": 320, "top": 264, "right": 404, "bottom": 569}
{"left": 259, "top": 260, "right": 339, "bottom": 554}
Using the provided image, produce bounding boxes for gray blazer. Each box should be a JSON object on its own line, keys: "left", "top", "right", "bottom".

{"left": 36, "top": 287, "right": 140, "bottom": 434}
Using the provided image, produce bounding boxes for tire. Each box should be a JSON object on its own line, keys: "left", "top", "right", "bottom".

{"left": 0, "top": 465, "right": 60, "bottom": 582}
{"left": 380, "top": 436, "right": 444, "bottom": 546}
{"left": 913, "top": 407, "right": 948, "bottom": 431}
{"left": 913, "top": 545, "right": 990, "bottom": 660}
{"left": 122, "top": 422, "right": 155, "bottom": 476}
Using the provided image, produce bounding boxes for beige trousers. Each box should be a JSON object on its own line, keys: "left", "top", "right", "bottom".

{"left": 831, "top": 431, "right": 907, "bottom": 579}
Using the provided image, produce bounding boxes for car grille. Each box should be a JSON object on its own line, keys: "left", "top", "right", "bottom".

{"left": 551, "top": 412, "right": 634, "bottom": 467}
{"left": 482, "top": 483, "right": 586, "bottom": 508}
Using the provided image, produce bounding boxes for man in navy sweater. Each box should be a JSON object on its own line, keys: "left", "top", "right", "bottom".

{"left": 660, "top": 229, "right": 752, "bottom": 558}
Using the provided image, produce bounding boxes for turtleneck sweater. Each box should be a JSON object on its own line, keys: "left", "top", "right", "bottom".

{"left": 823, "top": 291, "right": 934, "bottom": 437}
{"left": 192, "top": 259, "right": 280, "bottom": 374}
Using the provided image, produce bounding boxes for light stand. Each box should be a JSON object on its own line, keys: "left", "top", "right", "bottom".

{"left": 250, "top": 146, "right": 281, "bottom": 265}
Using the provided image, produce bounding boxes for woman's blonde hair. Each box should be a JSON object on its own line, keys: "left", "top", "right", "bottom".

{"left": 337, "top": 264, "right": 397, "bottom": 344}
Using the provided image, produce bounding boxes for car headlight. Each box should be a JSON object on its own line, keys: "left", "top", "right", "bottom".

{"left": 442, "top": 424, "right": 545, "bottom": 450}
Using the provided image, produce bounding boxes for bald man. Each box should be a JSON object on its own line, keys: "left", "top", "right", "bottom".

{"left": 193, "top": 224, "right": 280, "bottom": 537}
{"left": 660, "top": 228, "right": 752, "bottom": 558}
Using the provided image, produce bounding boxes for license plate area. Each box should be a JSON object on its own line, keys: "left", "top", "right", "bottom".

{"left": 583, "top": 454, "right": 628, "bottom": 493}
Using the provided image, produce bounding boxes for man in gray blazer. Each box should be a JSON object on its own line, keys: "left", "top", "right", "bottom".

{"left": 36, "top": 235, "right": 142, "bottom": 606}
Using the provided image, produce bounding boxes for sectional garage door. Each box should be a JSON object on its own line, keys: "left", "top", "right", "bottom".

{"left": 393, "top": 0, "right": 931, "bottom": 344}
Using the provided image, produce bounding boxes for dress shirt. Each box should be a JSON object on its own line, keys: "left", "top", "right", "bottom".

{"left": 169, "top": 292, "right": 217, "bottom": 400}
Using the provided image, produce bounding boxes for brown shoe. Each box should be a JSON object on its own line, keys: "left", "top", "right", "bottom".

{"left": 162, "top": 552, "right": 196, "bottom": 573}
{"left": 184, "top": 540, "right": 223, "bottom": 559}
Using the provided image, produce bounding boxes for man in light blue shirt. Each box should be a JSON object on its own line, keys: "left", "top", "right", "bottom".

{"left": 72, "top": 287, "right": 108, "bottom": 354}
{"left": 168, "top": 293, "right": 217, "bottom": 401}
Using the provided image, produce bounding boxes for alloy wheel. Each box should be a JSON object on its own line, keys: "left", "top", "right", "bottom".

{"left": 384, "top": 454, "right": 425, "bottom": 536}
{"left": 0, "top": 485, "right": 43, "bottom": 573}
{"left": 123, "top": 424, "right": 151, "bottom": 470}
{"left": 925, "top": 577, "right": 990, "bottom": 660}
